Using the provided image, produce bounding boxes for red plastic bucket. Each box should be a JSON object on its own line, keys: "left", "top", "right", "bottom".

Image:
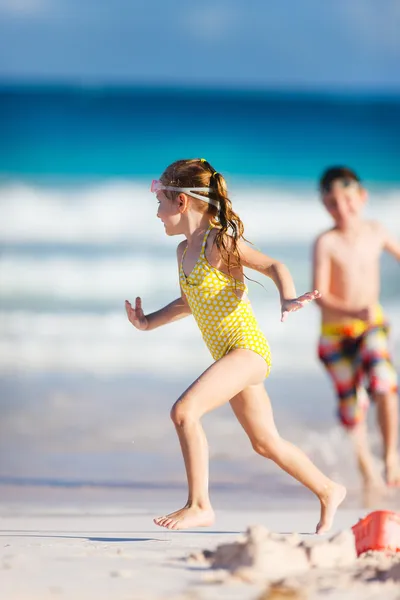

{"left": 352, "top": 510, "right": 400, "bottom": 555}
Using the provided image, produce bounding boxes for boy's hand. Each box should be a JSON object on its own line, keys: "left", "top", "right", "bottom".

{"left": 281, "top": 290, "right": 321, "bottom": 322}
{"left": 354, "top": 306, "right": 375, "bottom": 322}
{"left": 125, "top": 297, "right": 148, "bottom": 330}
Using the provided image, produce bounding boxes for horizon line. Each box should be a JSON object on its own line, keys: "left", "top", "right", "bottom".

{"left": 1, "top": 78, "right": 400, "bottom": 99}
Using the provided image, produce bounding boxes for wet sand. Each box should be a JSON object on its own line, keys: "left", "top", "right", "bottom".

{"left": 1, "top": 492, "right": 399, "bottom": 600}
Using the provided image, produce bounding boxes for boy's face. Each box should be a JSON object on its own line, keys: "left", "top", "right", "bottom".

{"left": 322, "top": 180, "right": 366, "bottom": 229}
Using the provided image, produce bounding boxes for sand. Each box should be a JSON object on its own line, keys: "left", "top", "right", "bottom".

{"left": 1, "top": 496, "right": 400, "bottom": 600}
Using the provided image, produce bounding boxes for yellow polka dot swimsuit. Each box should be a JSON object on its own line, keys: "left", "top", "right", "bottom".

{"left": 180, "top": 226, "right": 272, "bottom": 376}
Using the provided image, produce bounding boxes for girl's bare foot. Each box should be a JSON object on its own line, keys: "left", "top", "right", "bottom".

{"left": 316, "top": 483, "right": 347, "bottom": 535}
{"left": 385, "top": 455, "right": 400, "bottom": 487}
{"left": 153, "top": 505, "right": 215, "bottom": 530}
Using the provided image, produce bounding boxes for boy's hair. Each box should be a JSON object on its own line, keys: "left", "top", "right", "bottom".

{"left": 319, "top": 166, "right": 361, "bottom": 194}
{"left": 161, "top": 158, "right": 245, "bottom": 274}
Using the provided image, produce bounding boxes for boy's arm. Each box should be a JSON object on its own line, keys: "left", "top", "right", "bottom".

{"left": 238, "top": 240, "right": 319, "bottom": 320}
{"left": 382, "top": 225, "right": 400, "bottom": 261}
{"left": 125, "top": 242, "right": 191, "bottom": 331}
{"left": 312, "top": 235, "right": 359, "bottom": 318}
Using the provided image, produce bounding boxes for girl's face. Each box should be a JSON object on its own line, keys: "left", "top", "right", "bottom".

{"left": 156, "top": 192, "right": 183, "bottom": 236}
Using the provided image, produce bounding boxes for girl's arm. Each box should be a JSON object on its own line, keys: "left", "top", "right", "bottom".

{"left": 238, "top": 239, "right": 320, "bottom": 321}
{"left": 125, "top": 296, "right": 191, "bottom": 331}
{"left": 125, "top": 242, "right": 192, "bottom": 331}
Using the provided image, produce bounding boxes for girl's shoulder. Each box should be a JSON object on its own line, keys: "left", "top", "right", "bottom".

{"left": 177, "top": 239, "right": 188, "bottom": 250}
{"left": 208, "top": 226, "right": 219, "bottom": 242}
{"left": 206, "top": 226, "right": 224, "bottom": 255}
{"left": 176, "top": 239, "right": 188, "bottom": 260}
{"left": 209, "top": 226, "right": 237, "bottom": 249}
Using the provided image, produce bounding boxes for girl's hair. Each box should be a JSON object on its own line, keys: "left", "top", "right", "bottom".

{"left": 160, "top": 158, "right": 245, "bottom": 273}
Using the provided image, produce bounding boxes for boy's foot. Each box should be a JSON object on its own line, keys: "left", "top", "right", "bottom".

{"left": 316, "top": 483, "right": 347, "bottom": 535}
{"left": 385, "top": 456, "right": 400, "bottom": 487}
{"left": 362, "top": 469, "right": 386, "bottom": 492}
{"left": 362, "top": 484, "right": 389, "bottom": 510}
{"left": 153, "top": 505, "right": 215, "bottom": 530}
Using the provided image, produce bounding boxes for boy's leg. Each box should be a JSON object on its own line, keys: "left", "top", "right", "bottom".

{"left": 375, "top": 392, "right": 400, "bottom": 485}
{"left": 348, "top": 418, "right": 385, "bottom": 489}
{"left": 362, "top": 326, "right": 400, "bottom": 485}
{"left": 154, "top": 348, "right": 267, "bottom": 530}
{"left": 318, "top": 335, "right": 383, "bottom": 489}
{"left": 230, "top": 384, "right": 346, "bottom": 534}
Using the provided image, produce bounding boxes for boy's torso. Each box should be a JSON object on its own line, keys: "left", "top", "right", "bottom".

{"left": 320, "top": 220, "right": 385, "bottom": 325}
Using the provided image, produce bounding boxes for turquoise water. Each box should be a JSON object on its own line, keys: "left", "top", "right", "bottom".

{"left": 1, "top": 84, "right": 400, "bottom": 182}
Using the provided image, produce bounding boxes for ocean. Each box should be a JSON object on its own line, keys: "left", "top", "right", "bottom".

{"left": 1, "top": 85, "right": 399, "bottom": 503}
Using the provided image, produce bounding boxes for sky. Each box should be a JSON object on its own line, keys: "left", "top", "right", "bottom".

{"left": 0, "top": 0, "right": 400, "bottom": 90}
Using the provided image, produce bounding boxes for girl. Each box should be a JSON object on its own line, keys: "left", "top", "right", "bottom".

{"left": 125, "top": 158, "right": 346, "bottom": 533}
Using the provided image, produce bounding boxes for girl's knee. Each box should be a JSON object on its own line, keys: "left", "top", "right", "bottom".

{"left": 170, "top": 398, "right": 197, "bottom": 427}
{"left": 170, "top": 401, "right": 184, "bottom": 426}
{"left": 252, "top": 435, "right": 281, "bottom": 459}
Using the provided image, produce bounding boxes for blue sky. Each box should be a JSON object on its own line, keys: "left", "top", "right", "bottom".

{"left": 0, "top": 0, "right": 399, "bottom": 90}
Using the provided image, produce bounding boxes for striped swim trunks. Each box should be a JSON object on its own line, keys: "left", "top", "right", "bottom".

{"left": 318, "top": 323, "right": 398, "bottom": 428}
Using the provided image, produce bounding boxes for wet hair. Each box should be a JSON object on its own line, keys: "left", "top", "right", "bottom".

{"left": 319, "top": 166, "right": 361, "bottom": 194}
{"left": 160, "top": 158, "right": 245, "bottom": 274}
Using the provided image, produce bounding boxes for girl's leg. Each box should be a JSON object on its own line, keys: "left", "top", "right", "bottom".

{"left": 154, "top": 349, "right": 266, "bottom": 530}
{"left": 230, "top": 383, "right": 346, "bottom": 534}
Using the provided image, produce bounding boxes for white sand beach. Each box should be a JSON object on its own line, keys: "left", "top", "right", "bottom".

{"left": 1, "top": 487, "right": 400, "bottom": 600}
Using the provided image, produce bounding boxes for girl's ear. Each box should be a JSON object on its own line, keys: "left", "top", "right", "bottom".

{"left": 177, "top": 193, "right": 189, "bottom": 213}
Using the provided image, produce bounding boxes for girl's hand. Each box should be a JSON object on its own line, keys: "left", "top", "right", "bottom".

{"left": 281, "top": 290, "right": 321, "bottom": 322}
{"left": 125, "top": 297, "right": 148, "bottom": 330}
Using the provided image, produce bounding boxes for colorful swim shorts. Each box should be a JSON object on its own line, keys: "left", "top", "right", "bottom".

{"left": 318, "top": 324, "right": 398, "bottom": 428}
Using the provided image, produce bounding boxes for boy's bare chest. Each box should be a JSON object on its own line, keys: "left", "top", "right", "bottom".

{"left": 330, "top": 235, "right": 381, "bottom": 273}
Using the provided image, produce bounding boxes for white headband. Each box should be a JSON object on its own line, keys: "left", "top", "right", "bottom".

{"left": 161, "top": 186, "right": 220, "bottom": 209}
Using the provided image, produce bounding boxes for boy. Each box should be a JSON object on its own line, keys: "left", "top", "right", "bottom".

{"left": 313, "top": 166, "right": 400, "bottom": 488}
